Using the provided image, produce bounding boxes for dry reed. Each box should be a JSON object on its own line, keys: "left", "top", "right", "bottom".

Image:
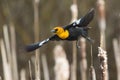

{"left": 53, "top": 45, "right": 70, "bottom": 80}
{"left": 113, "top": 39, "right": 120, "bottom": 80}
{"left": 28, "top": 60, "right": 33, "bottom": 80}
{"left": 79, "top": 38, "right": 87, "bottom": 80}
{"left": 33, "top": 0, "right": 40, "bottom": 80}
{"left": 70, "top": 0, "right": 78, "bottom": 80}
{"left": 41, "top": 54, "right": 50, "bottom": 80}
{"left": 1, "top": 39, "right": 12, "bottom": 80}
{"left": 89, "top": 45, "right": 96, "bottom": 80}
{"left": 97, "top": 0, "right": 108, "bottom": 80}
{"left": 20, "top": 69, "right": 26, "bottom": 80}
{"left": 1, "top": 25, "right": 19, "bottom": 80}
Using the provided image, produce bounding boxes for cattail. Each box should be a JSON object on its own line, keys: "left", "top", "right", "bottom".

{"left": 0, "top": 76, "right": 2, "bottom": 80}
{"left": 97, "top": 0, "right": 108, "bottom": 80}
{"left": 113, "top": 39, "right": 120, "bottom": 80}
{"left": 42, "top": 54, "right": 50, "bottom": 80}
{"left": 33, "top": 0, "right": 40, "bottom": 80}
{"left": 29, "top": 60, "right": 33, "bottom": 80}
{"left": 20, "top": 69, "right": 26, "bottom": 80}
{"left": 79, "top": 38, "right": 87, "bottom": 80}
{"left": 70, "top": 0, "right": 78, "bottom": 80}
{"left": 89, "top": 45, "right": 96, "bottom": 80}
{"left": 1, "top": 25, "right": 19, "bottom": 80}
{"left": 0, "top": 39, "right": 12, "bottom": 80}
{"left": 53, "top": 45, "right": 70, "bottom": 80}
{"left": 98, "top": 47, "right": 108, "bottom": 80}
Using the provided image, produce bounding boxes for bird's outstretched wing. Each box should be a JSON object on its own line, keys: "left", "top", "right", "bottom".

{"left": 64, "top": 8, "right": 95, "bottom": 29}
{"left": 26, "top": 35, "right": 61, "bottom": 52}
{"left": 26, "top": 38, "right": 50, "bottom": 52}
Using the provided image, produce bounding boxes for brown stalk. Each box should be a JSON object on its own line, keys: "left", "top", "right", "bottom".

{"left": 70, "top": 0, "right": 78, "bottom": 80}
{"left": 33, "top": 0, "right": 40, "bottom": 80}
{"left": 113, "top": 39, "right": 120, "bottom": 80}
{"left": 0, "top": 76, "right": 2, "bottom": 80}
{"left": 41, "top": 54, "right": 50, "bottom": 80}
{"left": 2, "top": 25, "right": 19, "bottom": 80}
{"left": 89, "top": 45, "right": 96, "bottom": 80}
{"left": 97, "top": 0, "right": 106, "bottom": 49}
{"left": 10, "top": 24, "right": 19, "bottom": 80}
{"left": 2, "top": 1, "right": 19, "bottom": 80}
{"left": 97, "top": 0, "right": 108, "bottom": 80}
{"left": 53, "top": 45, "right": 70, "bottom": 80}
{"left": 0, "top": 39, "right": 12, "bottom": 80}
{"left": 20, "top": 69, "right": 26, "bottom": 80}
{"left": 29, "top": 60, "right": 33, "bottom": 80}
{"left": 79, "top": 38, "right": 87, "bottom": 80}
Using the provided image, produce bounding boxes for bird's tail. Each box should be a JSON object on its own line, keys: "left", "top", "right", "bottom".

{"left": 26, "top": 38, "right": 50, "bottom": 52}
{"left": 81, "top": 27, "right": 94, "bottom": 43}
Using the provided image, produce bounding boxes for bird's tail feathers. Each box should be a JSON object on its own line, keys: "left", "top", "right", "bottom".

{"left": 81, "top": 33, "right": 94, "bottom": 43}
{"left": 26, "top": 38, "right": 50, "bottom": 52}
{"left": 85, "top": 37, "right": 94, "bottom": 43}
{"left": 83, "top": 26, "right": 92, "bottom": 30}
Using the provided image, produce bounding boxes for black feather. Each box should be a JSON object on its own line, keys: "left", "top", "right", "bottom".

{"left": 64, "top": 8, "right": 95, "bottom": 29}
{"left": 26, "top": 38, "right": 50, "bottom": 52}
{"left": 26, "top": 42, "right": 40, "bottom": 52}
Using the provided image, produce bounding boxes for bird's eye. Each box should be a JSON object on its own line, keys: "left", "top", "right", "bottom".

{"left": 55, "top": 29, "right": 58, "bottom": 31}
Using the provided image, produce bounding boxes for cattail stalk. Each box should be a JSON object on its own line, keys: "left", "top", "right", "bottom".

{"left": 2, "top": 1, "right": 19, "bottom": 79}
{"left": 3, "top": 25, "right": 12, "bottom": 68}
{"left": 113, "top": 39, "right": 120, "bottom": 80}
{"left": 89, "top": 66, "right": 96, "bottom": 80}
{"left": 2, "top": 25, "right": 19, "bottom": 80}
{"left": 29, "top": 60, "right": 33, "bottom": 80}
{"left": 33, "top": 0, "right": 40, "bottom": 80}
{"left": 0, "top": 39, "right": 12, "bottom": 80}
{"left": 41, "top": 54, "right": 50, "bottom": 80}
{"left": 79, "top": 38, "right": 87, "bottom": 80}
{"left": 54, "top": 45, "right": 70, "bottom": 80}
{"left": 97, "top": 0, "right": 108, "bottom": 80}
{"left": 20, "top": 69, "right": 26, "bottom": 80}
{"left": 10, "top": 24, "right": 19, "bottom": 80}
{"left": 3, "top": 25, "right": 13, "bottom": 80}
{"left": 97, "top": 0, "right": 106, "bottom": 49}
{"left": 0, "top": 76, "right": 2, "bottom": 80}
{"left": 89, "top": 45, "right": 96, "bottom": 80}
{"left": 70, "top": 0, "right": 78, "bottom": 80}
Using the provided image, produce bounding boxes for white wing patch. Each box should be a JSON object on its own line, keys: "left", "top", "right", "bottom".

{"left": 39, "top": 38, "right": 49, "bottom": 47}
{"left": 75, "top": 19, "right": 81, "bottom": 25}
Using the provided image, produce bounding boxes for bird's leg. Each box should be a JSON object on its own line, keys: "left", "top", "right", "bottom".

{"left": 76, "top": 38, "right": 81, "bottom": 48}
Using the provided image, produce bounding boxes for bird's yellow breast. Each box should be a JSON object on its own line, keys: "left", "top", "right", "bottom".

{"left": 53, "top": 27, "right": 69, "bottom": 39}
{"left": 57, "top": 30, "right": 69, "bottom": 39}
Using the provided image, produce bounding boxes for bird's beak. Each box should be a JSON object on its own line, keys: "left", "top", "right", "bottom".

{"left": 51, "top": 29, "right": 56, "bottom": 33}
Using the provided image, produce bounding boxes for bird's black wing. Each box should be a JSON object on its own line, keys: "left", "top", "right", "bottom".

{"left": 26, "top": 34, "right": 62, "bottom": 52}
{"left": 77, "top": 8, "right": 95, "bottom": 27}
{"left": 64, "top": 8, "right": 95, "bottom": 29}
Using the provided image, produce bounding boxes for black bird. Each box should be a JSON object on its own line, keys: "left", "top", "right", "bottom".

{"left": 26, "top": 8, "right": 95, "bottom": 52}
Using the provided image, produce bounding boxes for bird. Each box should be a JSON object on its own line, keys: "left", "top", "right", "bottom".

{"left": 26, "top": 8, "right": 95, "bottom": 52}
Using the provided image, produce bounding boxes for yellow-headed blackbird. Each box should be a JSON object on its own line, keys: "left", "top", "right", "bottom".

{"left": 26, "top": 8, "right": 95, "bottom": 52}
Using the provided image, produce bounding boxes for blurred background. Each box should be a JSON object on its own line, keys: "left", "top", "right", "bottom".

{"left": 0, "top": 0, "right": 120, "bottom": 80}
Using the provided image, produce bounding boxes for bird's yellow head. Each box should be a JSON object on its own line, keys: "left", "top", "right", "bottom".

{"left": 51, "top": 26, "right": 69, "bottom": 39}
{"left": 51, "top": 27, "right": 64, "bottom": 34}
